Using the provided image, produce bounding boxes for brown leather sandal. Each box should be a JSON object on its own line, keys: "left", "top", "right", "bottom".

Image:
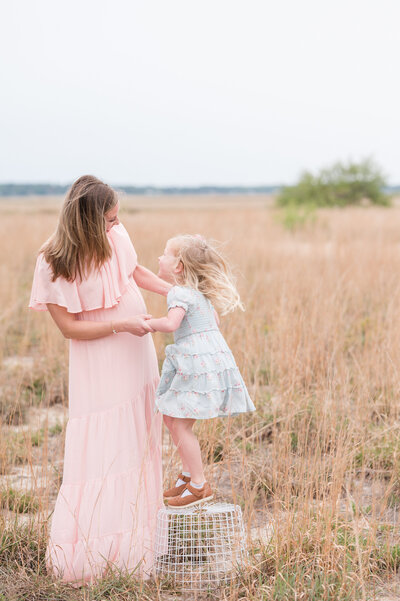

{"left": 167, "top": 482, "right": 213, "bottom": 508}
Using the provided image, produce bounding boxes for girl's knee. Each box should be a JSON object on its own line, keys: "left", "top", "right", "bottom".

{"left": 174, "top": 417, "right": 195, "bottom": 432}
{"left": 164, "top": 415, "right": 182, "bottom": 432}
{"left": 169, "top": 417, "right": 183, "bottom": 432}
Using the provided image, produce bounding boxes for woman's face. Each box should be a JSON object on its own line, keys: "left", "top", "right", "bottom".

{"left": 104, "top": 200, "right": 120, "bottom": 232}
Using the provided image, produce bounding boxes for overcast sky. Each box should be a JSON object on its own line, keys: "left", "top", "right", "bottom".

{"left": 1, "top": 0, "right": 399, "bottom": 186}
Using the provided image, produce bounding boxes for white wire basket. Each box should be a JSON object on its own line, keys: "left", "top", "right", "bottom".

{"left": 154, "top": 502, "right": 248, "bottom": 593}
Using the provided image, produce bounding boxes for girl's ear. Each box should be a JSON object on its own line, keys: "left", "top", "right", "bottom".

{"left": 174, "top": 260, "right": 184, "bottom": 274}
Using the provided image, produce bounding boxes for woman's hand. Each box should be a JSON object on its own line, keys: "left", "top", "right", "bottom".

{"left": 120, "top": 315, "right": 155, "bottom": 336}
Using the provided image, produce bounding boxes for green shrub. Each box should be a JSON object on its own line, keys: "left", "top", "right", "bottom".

{"left": 277, "top": 158, "right": 390, "bottom": 208}
{"left": 277, "top": 202, "right": 317, "bottom": 231}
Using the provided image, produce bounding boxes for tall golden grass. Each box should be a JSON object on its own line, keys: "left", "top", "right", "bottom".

{"left": 1, "top": 196, "right": 400, "bottom": 600}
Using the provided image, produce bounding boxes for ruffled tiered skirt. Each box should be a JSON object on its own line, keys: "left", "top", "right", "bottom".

{"left": 46, "top": 280, "right": 162, "bottom": 586}
{"left": 155, "top": 330, "right": 255, "bottom": 419}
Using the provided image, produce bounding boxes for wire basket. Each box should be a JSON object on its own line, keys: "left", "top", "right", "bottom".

{"left": 154, "top": 502, "right": 248, "bottom": 593}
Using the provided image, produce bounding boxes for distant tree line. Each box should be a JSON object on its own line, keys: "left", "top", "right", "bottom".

{"left": 1, "top": 162, "right": 399, "bottom": 203}
{"left": 0, "top": 184, "right": 70, "bottom": 196}
{"left": 0, "top": 184, "right": 281, "bottom": 197}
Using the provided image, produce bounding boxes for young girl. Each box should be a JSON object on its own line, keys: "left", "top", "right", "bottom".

{"left": 147, "top": 234, "right": 255, "bottom": 508}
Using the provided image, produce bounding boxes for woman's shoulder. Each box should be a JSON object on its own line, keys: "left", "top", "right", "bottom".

{"left": 108, "top": 222, "right": 129, "bottom": 239}
{"left": 29, "top": 252, "right": 83, "bottom": 313}
{"left": 107, "top": 222, "right": 134, "bottom": 249}
{"left": 29, "top": 223, "right": 138, "bottom": 313}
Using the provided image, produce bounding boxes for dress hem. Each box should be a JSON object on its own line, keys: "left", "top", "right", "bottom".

{"left": 155, "top": 407, "right": 256, "bottom": 419}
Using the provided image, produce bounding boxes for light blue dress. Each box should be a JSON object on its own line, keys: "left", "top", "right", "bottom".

{"left": 155, "top": 286, "right": 256, "bottom": 419}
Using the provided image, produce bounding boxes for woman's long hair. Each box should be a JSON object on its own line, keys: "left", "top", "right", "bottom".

{"left": 169, "top": 234, "right": 244, "bottom": 315}
{"left": 41, "top": 175, "right": 118, "bottom": 281}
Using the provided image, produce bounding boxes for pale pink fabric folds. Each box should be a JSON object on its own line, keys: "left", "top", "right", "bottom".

{"left": 29, "top": 224, "right": 162, "bottom": 586}
{"left": 29, "top": 224, "right": 138, "bottom": 313}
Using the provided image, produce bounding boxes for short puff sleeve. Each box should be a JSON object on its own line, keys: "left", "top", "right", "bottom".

{"left": 167, "top": 286, "right": 193, "bottom": 313}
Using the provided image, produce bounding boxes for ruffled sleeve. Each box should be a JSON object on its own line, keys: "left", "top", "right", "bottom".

{"left": 29, "top": 253, "right": 84, "bottom": 313}
{"left": 29, "top": 223, "right": 138, "bottom": 314}
{"left": 167, "top": 286, "right": 193, "bottom": 312}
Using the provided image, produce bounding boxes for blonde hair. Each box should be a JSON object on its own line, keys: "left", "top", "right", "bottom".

{"left": 168, "top": 234, "right": 244, "bottom": 315}
{"left": 41, "top": 175, "right": 118, "bottom": 282}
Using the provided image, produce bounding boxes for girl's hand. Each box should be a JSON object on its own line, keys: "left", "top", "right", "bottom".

{"left": 120, "top": 315, "right": 155, "bottom": 336}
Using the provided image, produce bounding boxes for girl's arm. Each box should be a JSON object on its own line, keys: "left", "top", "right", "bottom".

{"left": 47, "top": 303, "right": 155, "bottom": 340}
{"left": 133, "top": 264, "right": 172, "bottom": 296}
{"left": 147, "top": 307, "right": 186, "bottom": 333}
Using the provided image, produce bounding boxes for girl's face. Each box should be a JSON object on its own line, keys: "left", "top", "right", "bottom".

{"left": 104, "top": 200, "right": 120, "bottom": 232}
{"left": 158, "top": 241, "right": 182, "bottom": 282}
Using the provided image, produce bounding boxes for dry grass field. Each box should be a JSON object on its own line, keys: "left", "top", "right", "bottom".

{"left": 2, "top": 194, "right": 400, "bottom": 600}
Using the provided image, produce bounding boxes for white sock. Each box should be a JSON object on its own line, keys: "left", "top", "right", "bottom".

{"left": 175, "top": 471, "right": 191, "bottom": 486}
{"left": 181, "top": 481, "right": 206, "bottom": 498}
{"left": 190, "top": 480, "right": 205, "bottom": 489}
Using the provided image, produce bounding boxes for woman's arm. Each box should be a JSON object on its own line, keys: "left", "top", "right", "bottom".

{"left": 47, "top": 304, "right": 155, "bottom": 340}
{"left": 133, "top": 265, "right": 172, "bottom": 296}
{"left": 147, "top": 307, "right": 185, "bottom": 333}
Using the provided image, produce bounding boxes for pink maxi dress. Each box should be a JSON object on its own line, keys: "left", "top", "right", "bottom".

{"left": 29, "top": 223, "right": 162, "bottom": 586}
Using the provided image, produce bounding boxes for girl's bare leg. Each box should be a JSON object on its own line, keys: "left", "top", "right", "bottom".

{"left": 169, "top": 417, "right": 206, "bottom": 484}
{"left": 163, "top": 414, "right": 190, "bottom": 473}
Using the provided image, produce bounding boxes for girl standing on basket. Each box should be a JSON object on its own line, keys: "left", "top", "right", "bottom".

{"left": 146, "top": 234, "right": 256, "bottom": 508}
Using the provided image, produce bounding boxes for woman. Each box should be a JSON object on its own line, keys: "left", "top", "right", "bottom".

{"left": 29, "top": 175, "right": 170, "bottom": 586}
